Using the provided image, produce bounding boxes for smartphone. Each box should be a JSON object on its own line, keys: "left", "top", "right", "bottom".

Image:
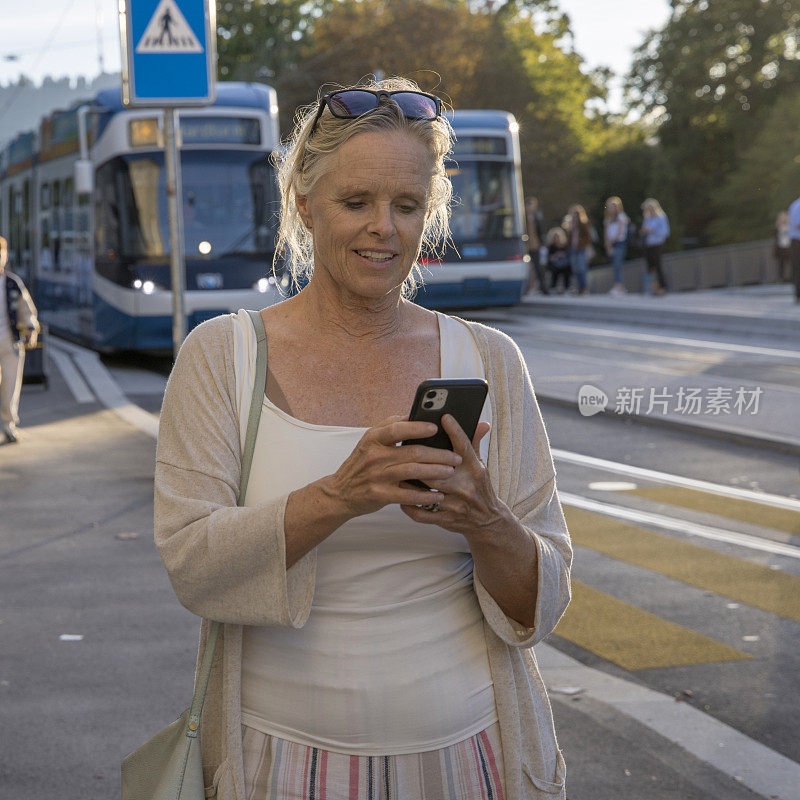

{"left": 402, "top": 379, "right": 488, "bottom": 490}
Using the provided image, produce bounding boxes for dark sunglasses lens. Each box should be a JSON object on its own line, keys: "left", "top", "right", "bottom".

{"left": 328, "top": 91, "right": 379, "bottom": 118}
{"left": 392, "top": 92, "right": 439, "bottom": 119}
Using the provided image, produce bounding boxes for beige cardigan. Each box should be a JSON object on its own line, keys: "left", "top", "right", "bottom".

{"left": 154, "top": 313, "right": 572, "bottom": 800}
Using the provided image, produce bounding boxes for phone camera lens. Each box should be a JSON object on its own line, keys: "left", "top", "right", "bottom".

{"left": 423, "top": 401, "right": 434, "bottom": 409}
{"left": 426, "top": 390, "right": 437, "bottom": 399}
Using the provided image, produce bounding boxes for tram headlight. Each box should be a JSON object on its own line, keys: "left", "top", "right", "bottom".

{"left": 198, "top": 241, "right": 212, "bottom": 255}
{"left": 253, "top": 276, "right": 276, "bottom": 293}
{"left": 132, "top": 279, "right": 159, "bottom": 295}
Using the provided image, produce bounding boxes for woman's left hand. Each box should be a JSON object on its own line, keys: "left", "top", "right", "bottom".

{"left": 400, "top": 414, "right": 505, "bottom": 540}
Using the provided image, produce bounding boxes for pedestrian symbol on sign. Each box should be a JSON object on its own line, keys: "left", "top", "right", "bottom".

{"left": 135, "top": 0, "right": 203, "bottom": 53}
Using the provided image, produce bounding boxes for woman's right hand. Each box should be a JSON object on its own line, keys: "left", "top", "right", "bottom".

{"left": 327, "top": 415, "right": 463, "bottom": 518}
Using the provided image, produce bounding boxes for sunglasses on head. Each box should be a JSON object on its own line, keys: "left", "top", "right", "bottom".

{"left": 309, "top": 89, "right": 442, "bottom": 136}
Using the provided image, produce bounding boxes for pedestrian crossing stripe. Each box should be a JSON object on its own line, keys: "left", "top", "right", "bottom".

{"left": 554, "top": 581, "right": 750, "bottom": 671}
{"left": 563, "top": 506, "right": 800, "bottom": 623}
{"left": 625, "top": 485, "right": 800, "bottom": 536}
{"left": 135, "top": 0, "right": 203, "bottom": 54}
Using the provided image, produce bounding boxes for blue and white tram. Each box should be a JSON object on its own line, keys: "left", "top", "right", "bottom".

{"left": 415, "top": 110, "right": 528, "bottom": 309}
{"left": 0, "top": 82, "right": 282, "bottom": 351}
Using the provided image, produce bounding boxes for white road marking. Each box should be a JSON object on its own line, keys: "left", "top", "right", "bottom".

{"left": 542, "top": 321, "right": 800, "bottom": 359}
{"left": 536, "top": 643, "right": 800, "bottom": 800}
{"left": 559, "top": 491, "right": 800, "bottom": 559}
{"left": 552, "top": 448, "right": 800, "bottom": 512}
{"left": 51, "top": 337, "right": 159, "bottom": 439}
{"left": 59, "top": 634, "right": 83, "bottom": 642}
{"left": 49, "top": 346, "right": 95, "bottom": 404}
{"left": 587, "top": 481, "right": 638, "bottom": 491}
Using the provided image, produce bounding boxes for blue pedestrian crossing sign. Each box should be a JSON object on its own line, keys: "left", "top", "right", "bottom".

{"left": 120, "top": 0, "right": 216, "bottom": 105}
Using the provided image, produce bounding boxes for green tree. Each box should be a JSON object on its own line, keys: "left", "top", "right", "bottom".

{"left": 275, "top": 0, "right": 606, "bottom": 222}
{"left": 626, "top": 0, "right": 800, "bottom": 243}
{"left": 216, "top": 0, "right": 331, "bottom": 84}
{"left": 709, "top": 87, "right": 800, "bottom": 243}
{"left": 583, "top": 128, "right": 680, "bottom": 248}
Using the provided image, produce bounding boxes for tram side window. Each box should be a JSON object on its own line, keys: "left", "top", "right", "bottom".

{"left": 40, "top": 183, "right": 52, "bottom": 271}
{"left": 64, "top": 177, "right": 75, "bottom": 234}
{"left": 22, "top": 180, "right": 30, "bottom": 250}
{"left": 52, "top": 180, "right": 62, "bottom": 271}
{"left": 40, "top": 218, "right": 52, "bottom": 271}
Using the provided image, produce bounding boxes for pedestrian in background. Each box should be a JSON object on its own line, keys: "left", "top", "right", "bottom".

{"left": 153, "top": 78, "right": 571, "bottom": 800}
{"left": 640, "top": 198, "right": 671, "bottom": 295}
{"left": 545, "top": 227, "right": 571, "bottom": 293}
{"left": 775, "top": 210, "right": 791, "bottom": 283}
{"left": 0, "top": 235, "right": 39, "bottom": 444}
{"left": 566, "top": 204, "right": 592, "bottom": 295}
{"left": 525, "top": 196, "right": 549, "bottom": 294}
{"left": 604, "top": 196, "right": 629, "bottom": 295}
{"left": 790, "top": 195, "right": 800, "bottom": 302}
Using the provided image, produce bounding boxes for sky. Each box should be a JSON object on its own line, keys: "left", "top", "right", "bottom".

{"left": 0, "top": 0, "right": 671, "bottom": 112}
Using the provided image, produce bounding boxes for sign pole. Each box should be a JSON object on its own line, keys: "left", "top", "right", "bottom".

{"left": 120, "top": 0, "right": 216, "bottom": 357}
{"left": 163, "top": 107, "right": 186, "bottom": 359}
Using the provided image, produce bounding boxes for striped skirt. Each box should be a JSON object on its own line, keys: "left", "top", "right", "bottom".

{"left": 242, "top": 723, "right": 505, "bottom": 800}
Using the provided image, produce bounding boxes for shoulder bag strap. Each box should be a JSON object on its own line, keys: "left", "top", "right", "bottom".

{"left": 185, "top": 309, "right": 269, "bottom": 735}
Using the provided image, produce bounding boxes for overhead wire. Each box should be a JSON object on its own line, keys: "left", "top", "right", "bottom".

{"left": 0, "top": 0, "right": 81, "bottom": 119}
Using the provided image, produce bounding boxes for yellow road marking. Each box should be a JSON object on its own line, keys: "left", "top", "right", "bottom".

{"left": 564, "top": 506, "right": 800, "bottom": 623}
{"left": 555, "top": 581, "right": 750, "bottom": 671}
{"left": 626, "top": 486, "right": 800, "bottom": 536}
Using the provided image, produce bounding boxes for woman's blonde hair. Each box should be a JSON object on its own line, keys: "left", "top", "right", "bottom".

{"left": 568, "top": 204, "right": 589, "bottom": 225}
{"left": 642, "top": 198, "right": 665, "bottom": 216}
{"left": 546, "top": 227, "right": 567, "bottom": 247}
{"left": 604, "top": 196, "right": 624, "bottom": 220}
{"left": 272, "top": 76, "right": 455, "bottom": 296}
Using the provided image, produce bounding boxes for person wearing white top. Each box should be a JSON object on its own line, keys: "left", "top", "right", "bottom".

{"left": 154, "top": 77, "right": 572, "bottom": 800}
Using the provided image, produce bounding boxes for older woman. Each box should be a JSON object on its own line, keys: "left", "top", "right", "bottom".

{"left": 154, "top": 78, "right": 571, "bottom": 800}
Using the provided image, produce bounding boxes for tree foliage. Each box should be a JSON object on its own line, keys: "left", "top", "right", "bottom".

{"left": 272, "top": 0, "right": 606, "bottom": 221}
{"left": 709, "top": 87, "right": 800, "bottom": 243}
{"left": 216, "top": 0, "right": 331, "bottom": 82}
{"left": 626, "top": 0, "right": 800, "bottom": 243}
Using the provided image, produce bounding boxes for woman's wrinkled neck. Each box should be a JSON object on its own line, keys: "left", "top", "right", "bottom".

{"left": 292, "top": 271, "right": 410, "bottom": 344}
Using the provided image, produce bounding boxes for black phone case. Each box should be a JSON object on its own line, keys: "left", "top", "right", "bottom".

{"left": 402, "top": 379, "right": 488, "bottom": 490}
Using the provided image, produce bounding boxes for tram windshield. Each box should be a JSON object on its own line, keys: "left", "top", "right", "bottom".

{"left": 447, "top": 161, "right": 521, "bottom": 242}
{"left": 95, "top": 150, "right": 279, "bottom": 260}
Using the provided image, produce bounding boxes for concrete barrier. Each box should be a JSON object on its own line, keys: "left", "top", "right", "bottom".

{"left": 588, "top": 240, "right": 775, "bottom": 294}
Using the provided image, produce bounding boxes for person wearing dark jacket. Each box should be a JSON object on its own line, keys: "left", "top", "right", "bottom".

{"left": 545, "top": 227, "right": 571, "bottom": 293}
{"left": 0, "top": 236, "right": 39, "bottom": 444}
{"left": 525, "top": 197, "right": 548, "bottom": 294}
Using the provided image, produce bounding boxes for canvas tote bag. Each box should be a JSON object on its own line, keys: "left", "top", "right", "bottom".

{"left": 122, "top": 310, "right": 268, "bottom": 799}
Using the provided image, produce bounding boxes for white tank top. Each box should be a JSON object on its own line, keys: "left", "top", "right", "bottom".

{"left": 232, "top": 310, "right": 496, "bottom": 755}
